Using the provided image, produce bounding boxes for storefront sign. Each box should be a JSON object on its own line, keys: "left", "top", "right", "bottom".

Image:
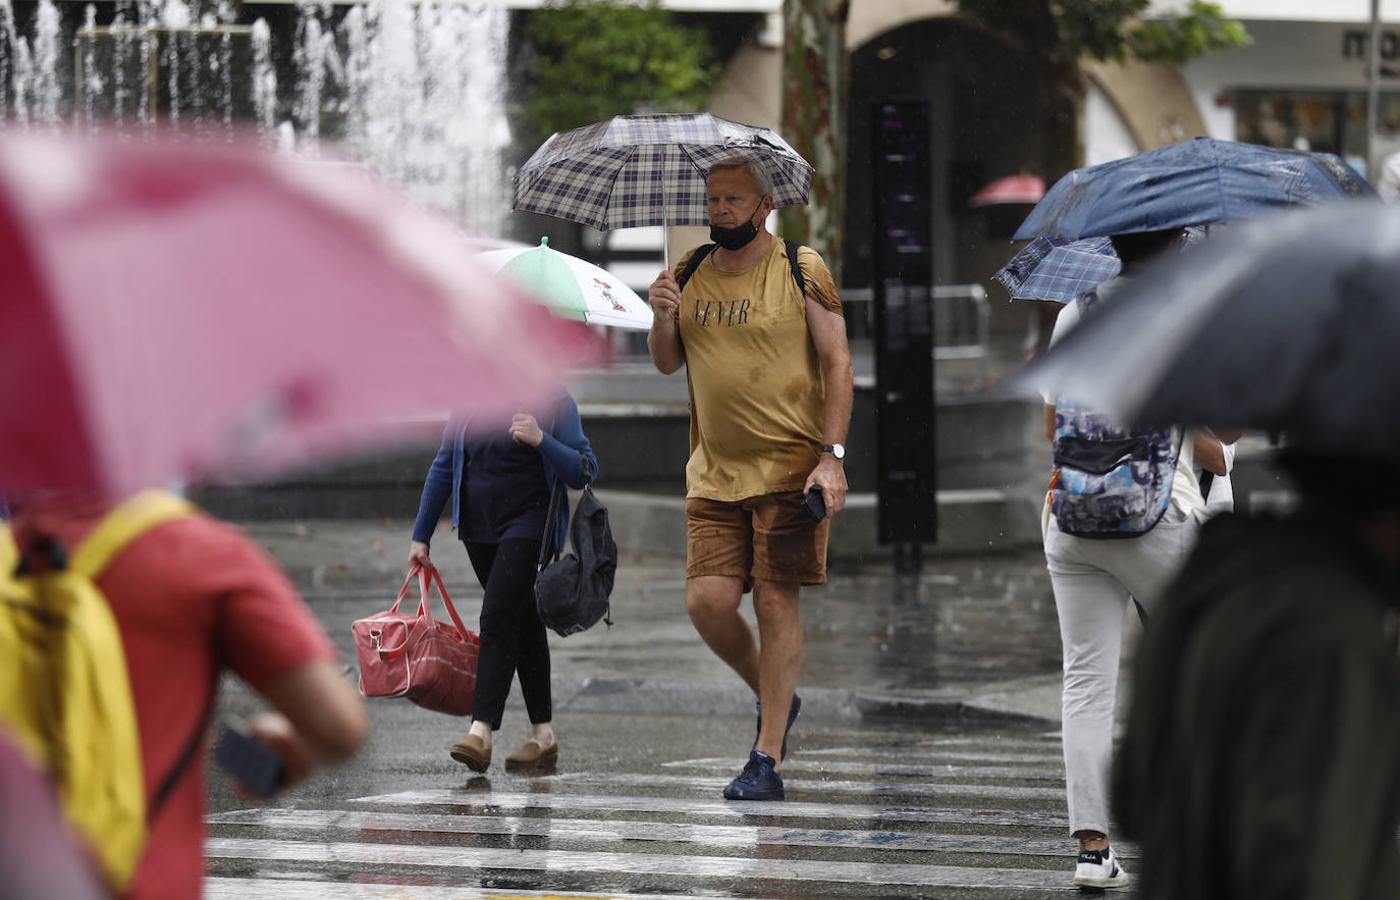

{"left": 1343, "top": 29, "right": 1400, "bottom": 76}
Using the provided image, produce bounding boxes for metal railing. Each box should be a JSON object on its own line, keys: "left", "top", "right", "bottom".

{"left": 606, "top": 283, "right": 991, "bottom": 362}
{"left": 841, "top": 284, "right": 990, "bottom": 359}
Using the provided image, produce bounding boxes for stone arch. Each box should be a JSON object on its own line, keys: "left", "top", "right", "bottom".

{"left": 1082, "top": 58, "right": 1208, "bottom": 150}
{"left": 845, "top": 1, "right": 1208, "bottom": 152}
{"left": 846, "top": 0, "right": 957, "bottom": 51}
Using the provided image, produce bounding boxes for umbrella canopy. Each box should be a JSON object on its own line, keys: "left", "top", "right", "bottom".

{"left": 0, "top": 132, "right": 591, "bottom": 496}
{"left": 476, "top": 238, "right": 652, "bottom": 331}
{"left": 512, "top": 113, "right": 814, "bottom": 231}
{"left": 997, "top": 228, "right": 1208, "bottom": 303}
{"left": 1014, "top": 200, "right": 1396, "bottom": 456}
{"left": 995, "top": 236, "right": 1118, "bottom": 303}
{"left": 970, "top": 174, "right": 1045, "bottom": 208}
{"left": 1013, "top": 137, "right": 1374, "bottom": 242}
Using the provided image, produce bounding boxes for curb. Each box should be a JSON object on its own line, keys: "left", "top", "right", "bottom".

{"left": 233, "top": 664, "right": 1065, "bottom": 729}
{"left": 550, "top": 676, "right": 1061, "bottom": 727}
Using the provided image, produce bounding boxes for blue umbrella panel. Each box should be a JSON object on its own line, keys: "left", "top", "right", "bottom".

{"left": 996, "top": 228, "right": 1209, "bottom": 303}
{"left": 995, "top": 236, "right": 1118, "bottom": 303}
{"left": 1013, "top": 137, "right": 1374, "bottom": 242}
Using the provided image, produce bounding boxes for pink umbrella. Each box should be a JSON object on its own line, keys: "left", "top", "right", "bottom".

{"left": 969, "top": 174, "right": 1046, "bottom": 208}
{"left": 0, "top": 133, "right": 593, "bottom": 495}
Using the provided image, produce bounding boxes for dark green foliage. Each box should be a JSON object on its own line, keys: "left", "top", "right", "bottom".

{"left": 1128, "top": 2, "right": 1251, "bottom": 65}
{"left": 954, "top": 0, "right": 1249, "bottom": 65}
{"left": 521, "top": 0, "right": 721, "bottom": 144}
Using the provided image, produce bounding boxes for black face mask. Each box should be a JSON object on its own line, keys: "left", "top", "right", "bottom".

{"left": 709, "top": 200, "right": 764, "bottom": 251}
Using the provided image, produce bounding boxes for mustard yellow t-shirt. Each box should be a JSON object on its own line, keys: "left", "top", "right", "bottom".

{"left": 675, "top": 238, "right": 842, "bottom": 501}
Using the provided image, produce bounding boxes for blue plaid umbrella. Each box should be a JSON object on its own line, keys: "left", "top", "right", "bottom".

{"left": 997, "top": 228, "right": 1208, "bottom": 303}
{"left": 513, "top": 114, "right": 814, "bottom": 232}
{"left": 995, "top": 236, "right": 1118, "bottom": 303}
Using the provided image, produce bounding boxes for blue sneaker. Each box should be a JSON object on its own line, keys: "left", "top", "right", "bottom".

{"left": 723, "top": 750, "right": 784, "bottom": 801}
{"left": 753, "top": 693, "right": 802, "bottom": 761}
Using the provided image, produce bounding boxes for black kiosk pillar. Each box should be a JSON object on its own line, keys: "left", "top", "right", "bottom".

{"left": 871, "top": 102, "right": 937, "bottom": 572}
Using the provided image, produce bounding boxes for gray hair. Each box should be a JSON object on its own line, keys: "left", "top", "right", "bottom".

{"left": 707, "top": 156, "right": 775, "bottom": 197}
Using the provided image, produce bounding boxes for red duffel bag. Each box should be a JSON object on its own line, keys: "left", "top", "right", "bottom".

{"left": 352, "top": 565, "right": 480, "bottom": 716}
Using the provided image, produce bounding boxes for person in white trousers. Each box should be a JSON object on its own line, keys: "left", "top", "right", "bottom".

{"left": 1040, "top": 229, "right": 1235, "bottom": 889}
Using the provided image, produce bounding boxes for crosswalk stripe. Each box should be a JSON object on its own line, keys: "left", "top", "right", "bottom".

{"left": 206, "top": 879, "right": 712, "bottom": 899}
{"left": 797, "top": 747, "right": 1062, "bottom": 764}
{"left": 807, "top": 737, "right": 1060, "bottom": 751}
{"left": 208, "top": 807, "right": 1125, "bottom": 859}
{"left": 550, "top": 771, "right": 1066, "bottom": 802}
{"left": 662, "top": 757, "right": 1065, "bottom": 781}
{"left": 204, "top": 837, "right": 1074, "bottom": 891}
{"left": 348, "top": 789, "right": 1070, "bottom": 829}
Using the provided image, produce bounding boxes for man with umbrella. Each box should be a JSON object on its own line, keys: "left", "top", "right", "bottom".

{"left": 647, "top": 157, "right": 851, "bottom": 801}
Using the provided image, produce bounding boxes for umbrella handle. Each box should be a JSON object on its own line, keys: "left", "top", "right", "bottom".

{"left": 661, "top": 175, "right": 671, "bottom": 273}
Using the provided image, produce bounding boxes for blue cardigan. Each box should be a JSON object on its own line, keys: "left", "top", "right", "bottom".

{"left": 411, "top": 394, "right": 597, "bottom": 557}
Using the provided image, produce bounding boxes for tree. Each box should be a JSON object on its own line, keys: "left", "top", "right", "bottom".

{"left": 954, "top": 1, "right": 1250, "bottom": 178}
{"left": 520, "top": 0, "right": 720, "bottom": 147}
{"left": 780, "top": 0, "right": 849, "bottom": 282}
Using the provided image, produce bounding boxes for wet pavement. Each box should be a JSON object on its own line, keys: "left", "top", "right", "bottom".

{"left": 200, "top": 519, "right": 1116, "bottom": 897}
{"left": 205, "top": 709, "right": 1107, "bottom": 898}
{"left": 243, "top": 519, "right": 1063, "bottom": 705}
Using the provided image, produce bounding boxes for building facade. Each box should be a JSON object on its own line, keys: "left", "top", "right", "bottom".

{"left": 662, "top": 1, "right": 1399, "bottom": 356}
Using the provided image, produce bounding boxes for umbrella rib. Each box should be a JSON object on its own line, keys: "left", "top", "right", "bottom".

{"left": 678, "top": 143, "right": 715, "bottom": 217}
{"left": 596, "top": 144, "right": 642, "bottom": 231}
{"left": 1214, "top": 163, "right": 1228, "bottom": 225}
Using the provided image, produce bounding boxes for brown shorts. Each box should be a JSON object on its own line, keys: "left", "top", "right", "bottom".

{"left": 685, "top": 491, "right": 829, "bottom": 590}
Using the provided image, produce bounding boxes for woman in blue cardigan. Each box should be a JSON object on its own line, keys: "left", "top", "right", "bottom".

{"left": 409, "top": 393, "right": 596, "bottom": 772}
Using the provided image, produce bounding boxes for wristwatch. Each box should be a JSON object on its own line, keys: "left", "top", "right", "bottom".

{"left": 821, "top": 443, "right": 846, "bottom": 461}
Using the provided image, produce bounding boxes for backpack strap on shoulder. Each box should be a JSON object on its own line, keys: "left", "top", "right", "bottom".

{"left": 784, "top": 239, "right": 807, "bottom": 296}
{"left": 68, "top": 491, "right": 209, "bottom": 823}
{"left": 70, "top": 491, "right": 196, "bottom": 579}
{"left": 676, "top": 243, "right": 716, "bottom": 292}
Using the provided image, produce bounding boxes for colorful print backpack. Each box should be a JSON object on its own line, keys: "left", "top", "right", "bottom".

{"left": 1049, "top": 292, "right": 1180, "bottom": 539}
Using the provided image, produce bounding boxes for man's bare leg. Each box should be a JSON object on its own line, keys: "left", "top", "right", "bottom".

{"left": 753, "top": 579, "right": 802, "bottom": 771}
{"left": 686, "top": 575, "right": 759, "bottom": 694}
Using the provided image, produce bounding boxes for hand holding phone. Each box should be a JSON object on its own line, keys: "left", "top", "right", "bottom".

{"left": 803, "top": 487, "right": 826, "bottom": 523}
{"left": 215, "top": 721, "right": 287, "bottom": 798}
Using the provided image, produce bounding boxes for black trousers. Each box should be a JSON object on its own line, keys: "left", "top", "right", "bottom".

{"left": 464, "top": 538, "right": 551, "bottom": 729}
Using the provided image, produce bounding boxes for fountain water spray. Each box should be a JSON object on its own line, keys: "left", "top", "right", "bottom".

{"left": 0, "top": 0, "right": 511, "bottom": 234}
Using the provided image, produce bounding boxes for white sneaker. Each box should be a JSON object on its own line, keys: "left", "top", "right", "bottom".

{"left": 1073, "top": 845, "right": 1130, "bottom": 889}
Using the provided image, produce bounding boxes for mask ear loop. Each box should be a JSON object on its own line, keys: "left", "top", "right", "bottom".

{"left": 749, "top": 195, "right": 771, "bottom": 230}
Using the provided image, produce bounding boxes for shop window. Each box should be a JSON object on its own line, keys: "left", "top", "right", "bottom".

{"left": 1235, "top": 89, "right": 1400, "bottom": 168}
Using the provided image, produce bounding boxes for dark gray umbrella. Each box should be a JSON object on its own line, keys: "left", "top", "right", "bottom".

{"left": 1016, "top": 200, "right": 1396, "bottom": 455}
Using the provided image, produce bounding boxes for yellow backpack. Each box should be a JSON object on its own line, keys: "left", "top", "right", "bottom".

{"left": 0, "top": 491, "right": 195, "bottom": 893}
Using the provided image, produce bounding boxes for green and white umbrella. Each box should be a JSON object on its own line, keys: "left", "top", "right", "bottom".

{"left": 476, "top": 237, "right": 652, "bottom": 331}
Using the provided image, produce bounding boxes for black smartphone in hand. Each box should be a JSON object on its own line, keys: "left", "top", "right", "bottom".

{"left": 803, "top": 487, "right": 827, "bottom": 523}
{"left": 215, "top": 722, "right": 286, "bottom": 798}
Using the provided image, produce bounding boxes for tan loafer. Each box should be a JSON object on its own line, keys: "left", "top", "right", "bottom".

{"left": 449, "top": 733, "right": 491, "bottom": 773}
{"left": 504, "top": 737, "right": 559, "bottom": 772}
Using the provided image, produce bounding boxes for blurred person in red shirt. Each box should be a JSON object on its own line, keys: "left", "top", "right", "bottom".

{"left": 8, "top": 494, "right": 368, "bottom": 899}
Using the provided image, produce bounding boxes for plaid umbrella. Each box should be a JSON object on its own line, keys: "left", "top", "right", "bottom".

{"left": 995, "top": 236, "right": 1118, "bottom": 303}
{"left": 513, "top": 114, "right": 814, "bottom": 232}
{"left": 996, "top": 228, "right": 1208, "bottom": 303}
